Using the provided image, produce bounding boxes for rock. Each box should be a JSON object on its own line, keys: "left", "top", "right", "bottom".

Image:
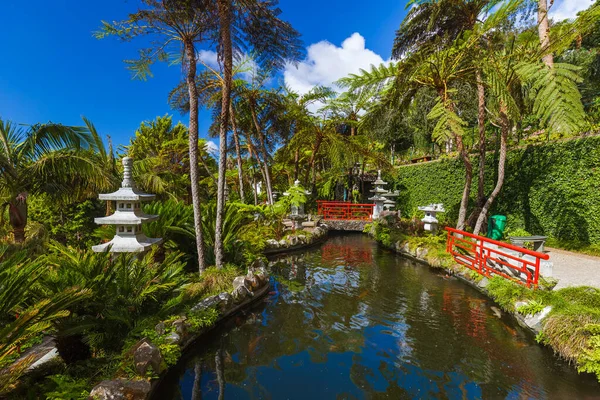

{"left": 164, "top": 332, "right": 181, "bottom": 344}
{"left": 154, "top": 322, "right": 166, "bottom": 336}
{"left": 477, "top": 277, "right": 489, "bottom": 289}
{"left": 297, "top": 234, "right": 306, "bottom": 244}
{"left": 402, "top": 243, "right": 410, "bottom": 254}
{"left": 133, "top": 339, "right": 163, "bottom": 375}
{"left": 515, "top": 301, "right": 528, "bottom": 309}
{"left": 278, "top": 239, "right": 287, "bottom": 248}
{"left": 524, "top": 306, "right": 552, "bottom": 333}
{"left": 231, "top": 285, "right": 252, "bottom": 303}
{"left": 217, "top": 292, "right": 233, "bottom": 311}
{"left": 246, "top": 272, "right": 261, "bottom": 290}
{"left": 248, "top": 259, "right": 266, "bottom": 273}
{"left": 171, "top": 317, "right": 187, "bottom": 336}
{"left": 415, "top": 247, "right": 428, "bottom": 259}
{"left": 89, "top": 379, "right": 151, "bottom": 400}
{"left": 255, "top": 267, "right": 269, "bottom": 285}
{"left": 287, "top": 236, "right": 299, "bottom": 246}
{"left": 266, "top": 239, "right": 279, "bottom": 248}
{"left": 191, "top": 295, "right": 220, "bottom": 313}
{"left": 233, "top": 276, "right": 250, "bottom": 292}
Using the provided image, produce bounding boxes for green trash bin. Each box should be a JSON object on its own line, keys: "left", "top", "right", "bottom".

{"left": 487, "top": 215, "right": 507, "bottom": 240}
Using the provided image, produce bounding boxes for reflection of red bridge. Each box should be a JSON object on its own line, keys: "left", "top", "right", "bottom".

{"left": 317, "top": 201, "right": 374, "bottom": 220}
{"left": 320, "top": 242, "right": 373, "bottom": 264}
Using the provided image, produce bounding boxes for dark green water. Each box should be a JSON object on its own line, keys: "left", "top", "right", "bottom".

{"left": 153, "top": 234, "right": 600, "bottom": 399}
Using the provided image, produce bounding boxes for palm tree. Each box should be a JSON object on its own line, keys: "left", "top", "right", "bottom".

{"left": 96, "top": 0, "right": 213, "bottom": 273}
{"left": 211, "top": 0, "right": 303, "bottom": 268}
{"left": 471, "top": 31, "right": 588, "bottom": 234}
{"left": 394, "top": 0, "right": 502, "bottom": 219}
{"left": 169, "top": 57, "right": 255, "bottom": 203}
{"left": 0, "top": 119, "right": 113, "bottom": 242}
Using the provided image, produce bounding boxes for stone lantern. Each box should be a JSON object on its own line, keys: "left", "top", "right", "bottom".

{"left": 368, "top": 171, "right": 399, "bottom": 219}
{"left": 418, "top": 203, "right": 445, "bottom": 233}
{"left": 92, "top": 157, "right": 162, "bottom": 253}
{"left": 284, "top": 180, "right": 311, "bottom": 229}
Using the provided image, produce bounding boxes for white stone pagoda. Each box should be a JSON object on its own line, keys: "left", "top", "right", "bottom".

{"left": 92, "top": 157, "right": 162, "bottom": 253}
{"left": 369, "top": 170, "right": 399, "bottom": 219}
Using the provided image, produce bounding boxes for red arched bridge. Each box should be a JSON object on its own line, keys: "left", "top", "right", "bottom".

{"left": 317, "top": 200, "right": 374, "bottom": 221}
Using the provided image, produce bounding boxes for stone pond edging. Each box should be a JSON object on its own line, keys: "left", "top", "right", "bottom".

{"left": 89, "top": 263, "right": 272, "bottom": 400}
{"left": 263, "top": 225, "right": 328, "bottom": 255}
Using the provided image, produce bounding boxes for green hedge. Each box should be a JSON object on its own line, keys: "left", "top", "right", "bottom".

{"left": 391, "top": 135, "right": 600, "bottom": 247}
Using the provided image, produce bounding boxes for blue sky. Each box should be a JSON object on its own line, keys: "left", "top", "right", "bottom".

{"left": 0, "top": 0, "right": 590, "bottom": 149}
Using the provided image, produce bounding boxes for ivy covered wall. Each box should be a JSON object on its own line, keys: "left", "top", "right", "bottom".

{"left": 390, "top": 135, "right": 600, "bottom": 247}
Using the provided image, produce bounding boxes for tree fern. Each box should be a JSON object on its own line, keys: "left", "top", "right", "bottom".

{"left": 517, "top": 62, "right": 588, "bottom": 134}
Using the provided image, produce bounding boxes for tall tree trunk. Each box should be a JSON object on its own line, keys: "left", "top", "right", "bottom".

{"left": 476, "top": 69, "right": 487, "bottom": 208}
{"left": 230, "top": 105, "right": 245, "bottom": 203}
{"left": 293, "top": 148, "right": 300, "bottom": 182}
{"left": 215, "top": 0, "right": 233, "bottom": 269}
{"left": 473, "top": 107, "right": 509, "bottom": 235}
{"left": 184, "top": 41, "right": 206, "bottom": 273}
{"left": 250, "top": 102, "right": 274, "bottom": 204}
{"left": 248, "top": 142, "right": 268, "bottom": 202}
{"left": 9, "top": 199, "right": 27, "bottom": 243}
{"left": 456, "top": 135, "right": 473, "bottom": 231}
{"left": 306, "top": 133, "right": 323, "bottom": 188}
{"left": 538, "top": 0, "right": 554, "bottom": 68}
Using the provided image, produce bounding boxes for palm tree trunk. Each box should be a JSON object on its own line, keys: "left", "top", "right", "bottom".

{"left": 215, "top": 0, "right": 233, "bottom": 269}
{"left": 476, "top": 69, "right": 487, "bottom": 208}
{"left": 456, "top": 135, "right": 473, "bottom": 231}
{"left": 192, "top": 361, "right": 202, "bottom": 400}
{"left": 230, "top": 105, "right": 245, "bottom": 203}
{"left": 473, "top": 107, "right": 509, "bottom": 235}
{"left": 306, "top": 133, "right": 323, "bottom": 188}
{"left": 538, "top": 0, "right": 554, "bottom": 68}
{"left": 215, "top": 349, "right": 225, "bottom": 400}
{"left": 250, "top": 102, "right": 274, "bottom": 204}
{"left": 293, "top": 148, "right": 299, "bottom": 181}
{"left": 184, "top": 40, "right": 207, "bottom": 273}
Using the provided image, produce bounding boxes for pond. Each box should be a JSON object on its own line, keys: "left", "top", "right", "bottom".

{"left": 153, "top": 234, "right": 600, "bottom": 399}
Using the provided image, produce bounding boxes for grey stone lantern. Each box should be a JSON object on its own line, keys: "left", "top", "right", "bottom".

{"left": 284, "top": 180, "right": 311, "bottom": 229}
{"left": 418, "top": 203, "right": 445, "bottom": 233}
{"left": 92, "top": 157, "right": 162, "bottom": 253}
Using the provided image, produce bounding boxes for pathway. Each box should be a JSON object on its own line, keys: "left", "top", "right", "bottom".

{"left": 548, "top": 247, "right": 600, "bottom": 289}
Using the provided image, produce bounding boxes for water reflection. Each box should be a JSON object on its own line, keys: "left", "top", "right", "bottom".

{"left": 153, "top": 234, "right": 600, "bottom": 399}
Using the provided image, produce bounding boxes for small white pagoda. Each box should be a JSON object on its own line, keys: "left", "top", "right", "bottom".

{"left": 369, "top": 170, "right": 399, "bottom": 219}
{"left": 92, "top": 157, "right": 162, "bottom": 253}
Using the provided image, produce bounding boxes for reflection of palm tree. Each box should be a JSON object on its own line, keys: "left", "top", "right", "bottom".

{"left": 191, "top": 361, "right": 202, "bottom": 400}
{"left": 215, "top": 348, "right": 225, "bottom": 400}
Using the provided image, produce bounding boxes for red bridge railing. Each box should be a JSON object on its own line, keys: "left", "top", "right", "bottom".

{"left": 317, "top": 201, "right": 374, "bottom": 220}
{"left": 445, "top": 227, "right": 549, "bottom": 288}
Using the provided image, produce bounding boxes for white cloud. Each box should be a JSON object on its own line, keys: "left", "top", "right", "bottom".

{"left": 284, "top": 32, "right": 390, "bottom": 96}
{"left": 550, "top": 0, "right": 594, "bottom": 21}
{"left": 197, "top": 50, "right": 219, "bottom": 69}
{"left": 204, "top": 140, "right": 218, "bottom": 156}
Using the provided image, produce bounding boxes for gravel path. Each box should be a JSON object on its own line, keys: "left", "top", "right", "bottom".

{"left": 548, "top": 247, "right": 600, "bottom": 290}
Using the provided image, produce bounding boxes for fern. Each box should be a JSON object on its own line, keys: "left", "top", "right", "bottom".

{"left": 516, "top": 62, "right": 588, "bottom": 135}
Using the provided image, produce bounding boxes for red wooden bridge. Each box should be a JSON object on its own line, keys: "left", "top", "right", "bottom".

{"left": 446, "top": 227, "right": 550, "bottom": 288}
{"left": 317, "top": 201, "right": 374, "bottom": 220}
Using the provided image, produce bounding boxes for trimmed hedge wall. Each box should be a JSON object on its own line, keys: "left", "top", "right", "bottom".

{"left": 391, "top": 136, "right": 600, "bottom": 247}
